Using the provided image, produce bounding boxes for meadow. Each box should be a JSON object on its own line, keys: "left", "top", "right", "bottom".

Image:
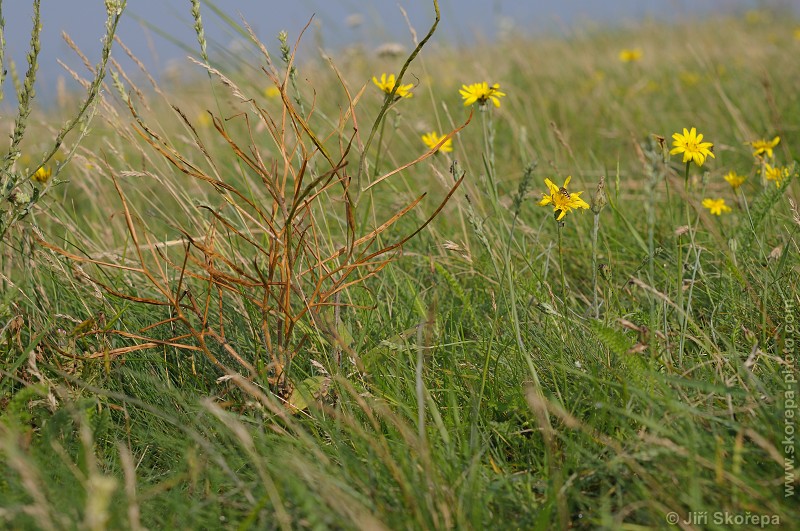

{"left": 1, "top": 1, "right": 799, "bottom": 529}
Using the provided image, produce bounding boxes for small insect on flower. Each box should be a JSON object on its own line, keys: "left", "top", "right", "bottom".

{"left": 539, "top": 176, "right": 589, "bottom": 221}
{"left": 670, "top": 127, "right": 715, "bottom": 167}
{"left": 748, "top": 136, "right": 780, "bottom": 159}
{"left": 421, "top": 132, "right": 453, "bottom": 153}
{"left": 459, "top": 82, "right": 506, "bottom": 108}
{"left": 372, "top": 73, "right": 413, "bottom": 99}
{"left": 32, "top": 166, "right": 52, "bottom": 185}
{"left": 702, "top": 198, "right": 732, "bottom": 216}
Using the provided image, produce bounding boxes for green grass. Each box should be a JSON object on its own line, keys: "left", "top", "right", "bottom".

{"left": 1, "top": 3, "right": 799, "bottom": 529}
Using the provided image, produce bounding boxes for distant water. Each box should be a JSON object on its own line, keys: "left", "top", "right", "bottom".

{"left": 0, "top": 0, "right": 790, "bottom": 103}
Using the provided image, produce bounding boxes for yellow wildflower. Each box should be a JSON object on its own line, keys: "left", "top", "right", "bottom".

{"left": 264, "top": 86, "right": 281, "bottom": 99}
{"left": 372, "top": 73, "right": 413, "bottom": 99}
{"left": 748, "top": 136, "right": 780, "bottom": 159}
{"left": 702, "top": 198, "right": 732, "bottom": 216}
{"left": 32, "top": 166, "right": 52, "bottom": 184}
{"left": 679, "top": 71, "right": 700, "bottom": 86}
{"left": 745, "top": 10, "right": 765, "bottom": 25}
{"left": 670, "top": 127, "right": 715, "bottom": 167}
{"left": 723, "top": 170, "right": 746, "bottom": 190}
{"left": 421, "top": 132, "right": 453, "bottom": 153}
{"left": 539, "top": 176, "right": 590, "bottom": 221}
{"left": 196, "top": 112, "right": 212, "bottom": 128}
{"left": 618, "top": 48, "right": 643, "bottom": 63}
{"left": 764, "top": 163, "right": 789, "bottom": 187}
{"left": 459, "top": 82, "right": 506, "bottom": 108}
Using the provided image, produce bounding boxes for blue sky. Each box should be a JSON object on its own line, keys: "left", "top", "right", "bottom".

{"left": 0, "top": 0, "right": 781, "bottom": 102}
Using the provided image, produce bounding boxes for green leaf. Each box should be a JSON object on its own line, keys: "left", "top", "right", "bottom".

{"left": 287, "top": 375, "right": 330, "bottom": 413}
{"left": 588, "top": 319, "right": 633, "bottom": 357}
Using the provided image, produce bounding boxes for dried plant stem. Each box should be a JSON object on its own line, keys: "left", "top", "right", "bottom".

{"left": 41, "top": 18, "right": 465, "bottom": 396}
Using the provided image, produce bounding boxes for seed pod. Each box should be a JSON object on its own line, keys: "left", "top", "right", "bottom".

{"left": 591, "top": 174, "right": 607, "bottom": 214}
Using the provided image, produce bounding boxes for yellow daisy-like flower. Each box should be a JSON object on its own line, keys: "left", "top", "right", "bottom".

{"left": 618, "top": 48, "right": 643, "bottom": 63}
{"left": 670, "top": 127, "right": 715, "bottom": 167}
{"left": 679, "top": 71, "right": 700, "bottom": 86}
{"left": 538, "top": 176, "right": 590, "bottom": 221}
{"left": 421, "top": 132, "right": 453, "bottom": 153}
{"left": 372, "top": 73, "right": 413, "bottom": 99}
{"left": 745, "top": 10, "right": 765, "bottom": 25}
{"left": 702, "top": 198, "right": 732, "bottom": 216}
{"left": 794, "top": 27, "right": 800, "bottom": 41}
{"left": 196, "top": 112, "right": 212, "bottom": 128}
{"left": 32, "top": 166, "right": 52, "bottom": 184}
{"left": 764, "top": 163, "right": 789, "bottom": 187}
{"left": 748, "top": 136, "right": 780, "bottom": 159}
{"left": 723, "top": 170, "right": 746, "bottom": 189}
{"left": 264, "top": 86, "right": 281, "bottom": 99}
{"left": 459, "top": 82, "right": 506, "bottom": 108}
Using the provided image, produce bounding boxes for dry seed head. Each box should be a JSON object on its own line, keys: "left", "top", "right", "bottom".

{"left": 591, "top": 174, "right": 607, "bottom": 214}
{"left": 375, "top": 42, "right": 406, "bottom": 58}
{"left": 105, "top": 0, "right": 124, "bottom": 16}
{"left": 789, "top": 198, "right": 800, "bottom": 228}
{"left": 652, "top": 133, "right": 668, "bottom": 162}
{"left": 346, "top": 14, "right": 364, "bottom": 28}
{"left": 598, "top": 263, "right": 611, "bottom": 281}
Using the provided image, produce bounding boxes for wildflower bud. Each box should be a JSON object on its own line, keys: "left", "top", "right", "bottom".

{"left": 598, "top": 263, "right": 611, "bottom": 281}
{"left": 652, "top": 134, "right": 668, "bottom": 162}
{"left": 11, "top": 191, "right": 31, "bottom": 206}
{"left": 590, "top": 174, "right": 607, "bottom": 214}
{"left": 638, "top": 325, "right": 650, "bottom": 345}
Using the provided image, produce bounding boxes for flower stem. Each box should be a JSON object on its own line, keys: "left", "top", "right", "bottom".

{"left": 480, "top": 108, "right": 499, "bottom": 210}
{"left": 683, "top": 161, "right": 690, "bottom": 190}
{"left": 557, "top": 222, "right": 567, "bottom": 310}
{"left": 591, "top": 211, "right": 600, "bottom": 319}
{"left": 675, "top": 161, "right": 690, "bottom": 364}
{"left": 372, "top": 113, "right": 389, "bottom": 178}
